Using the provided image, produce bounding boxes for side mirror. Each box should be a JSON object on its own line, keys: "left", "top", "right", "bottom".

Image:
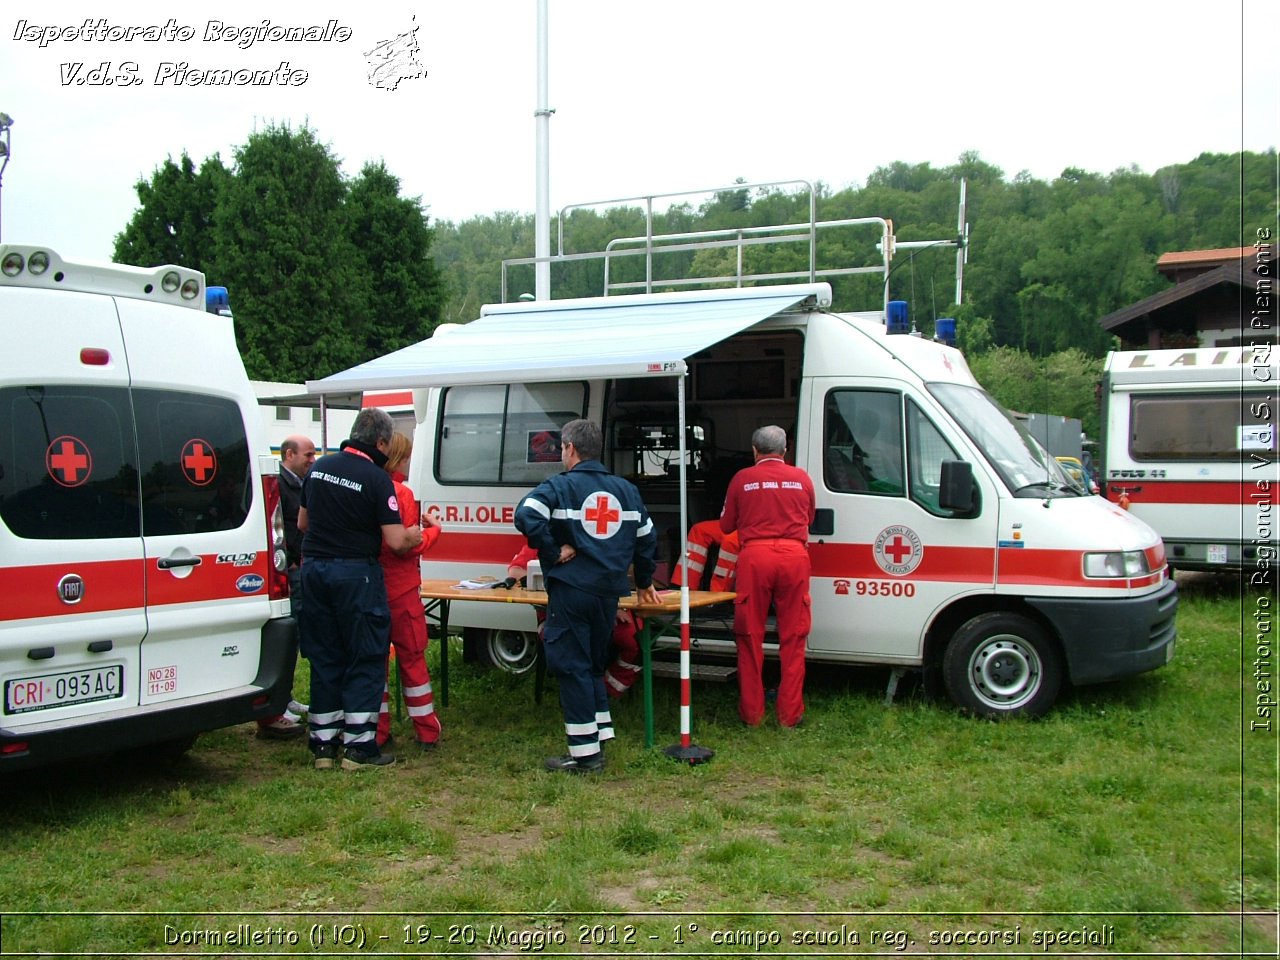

{"left": 939, "top": 460, "right": 976, "bottom": 514}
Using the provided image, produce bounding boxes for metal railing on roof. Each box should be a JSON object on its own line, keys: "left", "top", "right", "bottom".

{"left": 500, "top": 177, "right": 967, "bottom": 312}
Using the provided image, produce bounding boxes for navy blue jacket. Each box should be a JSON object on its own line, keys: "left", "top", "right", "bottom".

{"left": 515, "top": 460, "right": 657, "bottom": 598}
{"left": 278, "top": 465, "right": 304, "bottom": 568}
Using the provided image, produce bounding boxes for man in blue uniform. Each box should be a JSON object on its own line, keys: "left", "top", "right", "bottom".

{"left": 298, "top": 409, "right": 422, "bottom": 770}
{"left": 515, "top": 419, "right": 660, "bottom": 774}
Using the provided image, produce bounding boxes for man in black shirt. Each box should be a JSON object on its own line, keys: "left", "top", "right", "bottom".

{"left": 299, "top": 410, "right": 422, "bottom": 770}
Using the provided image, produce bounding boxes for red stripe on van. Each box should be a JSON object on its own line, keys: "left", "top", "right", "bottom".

{"left": 1106, "top": 479, "right": 1270, "bottom": 506}
{"left": 1, "top": 553, "right": 271, "bottom": 621}
{"left": 422, "top": 532, "right": 528, "bottom": 565}
{"left": 811, "top": 542, "right": 1153, "bottom": 590}
{"left": 996, "top": 548, "right": 1090, "bottom": 586}
{"left": 363, "top": 391, "right": 413, "bottom": 407}
{"left": 424, "top": 533, "right": 1161, "bottom": 590}
{"left": 996, "top": 548, "right": 1164, "bottom": 589}
{"left": 145, "top": 553, "right": 272, "bottom": 606}
{"left": 1, "top": 560, "right": 143, "bottom": 620}
{"left": 810, "top": 542, "right": 996, "bottom": 582}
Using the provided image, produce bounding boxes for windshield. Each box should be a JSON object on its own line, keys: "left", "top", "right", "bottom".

{"left": 928, "top": 383, "right": 1080, "bottom": 497}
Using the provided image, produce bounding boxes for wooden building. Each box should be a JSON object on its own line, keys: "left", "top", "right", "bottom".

{"left": 1098, "top": 246, "right": 1273, "bottom": 348}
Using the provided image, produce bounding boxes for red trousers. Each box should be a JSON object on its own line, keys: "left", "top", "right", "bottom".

{"left": 377, "top": 589, "right": 442, "bottom": 745}
{"left": 535, "top": 607, "right": 644, "bottom": 700}
{"left": 732, "top": 539, "right": 811, "bottom": 727}
{"left": 603, "top": 611, "right": 643, "bottom": 698}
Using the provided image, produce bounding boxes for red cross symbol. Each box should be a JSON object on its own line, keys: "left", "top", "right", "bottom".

{"left": 583, "top": 493, "right": 620, "bottom": 535}
{"left": 883, "top": 535, "right": 913, "bottom": 565}
{"left": 942, "top": 354, "right": 954, "bottom": 374}
{"left": 182, "top": 439, "right": 217, "bottom": 486}
{"left": 47, "top": 436, "right": 92, "bottom": 487}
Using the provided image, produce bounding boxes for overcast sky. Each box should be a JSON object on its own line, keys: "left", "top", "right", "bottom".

{"left": 1, "top": 1, "right": 1274, "bottom": 264}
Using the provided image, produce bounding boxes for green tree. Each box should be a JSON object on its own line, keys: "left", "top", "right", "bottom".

{"left": 345, "top": 161, "right": 445, "bottom": 357}
{"left": 967, "top": 346, "right": 1042, "bottom": 414}
{"left": 430, "top": 150, "right": 1277, "bottom": 362}
{"left": 432, "top": 211, "right": 535, "bottom": 321}
{"left": 213, "top": 123, "right": 368, "bottom": 382}
{"left": 113, "top": 152, "right": 229, "bottom": 272}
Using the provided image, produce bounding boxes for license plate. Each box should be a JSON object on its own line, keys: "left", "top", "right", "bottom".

{"left": 5, "top": 665, "right": 124, "bottom": 715}
{"left": 1206, "top": 544, "right": 1228, "bottom": 564}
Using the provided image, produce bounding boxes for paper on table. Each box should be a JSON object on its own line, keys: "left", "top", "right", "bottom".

{"left": 454, "top": 576, "right": 499, "bottom": 589}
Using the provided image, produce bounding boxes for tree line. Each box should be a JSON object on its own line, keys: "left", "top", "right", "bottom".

{"left": 114, "top": 123, "right": 443, "bottom": 384}
{"left": 114, "top": 127, "right": 1275, "bottom": 437}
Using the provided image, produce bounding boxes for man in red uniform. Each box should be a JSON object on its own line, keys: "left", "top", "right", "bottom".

{"left": 718, "top": 425, "right": 815, "bottom": 727}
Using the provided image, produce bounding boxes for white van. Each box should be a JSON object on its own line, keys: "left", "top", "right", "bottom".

{"left": 0, "top": 246, "right": 299, "bottom": 769}
{"left": 1102, "top": 346, "right": 1278, "bottom": 573}
{"left": 314, "top": 282, "right": 1177, "bottom": 718}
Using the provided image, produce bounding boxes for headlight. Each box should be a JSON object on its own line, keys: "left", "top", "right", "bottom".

{"left": 1083, "top": 551, "right": 1150, "bottom": 578}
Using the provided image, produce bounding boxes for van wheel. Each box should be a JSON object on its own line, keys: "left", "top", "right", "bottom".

{"left": 942, "top": 613, "right": 1062, "bottom": 717}
{"left": 463, "top": 628, "right": 540, "bottom": 676}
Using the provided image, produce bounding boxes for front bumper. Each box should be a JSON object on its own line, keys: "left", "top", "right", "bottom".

{"left": 1027, "top": 578, "right": 1178, "bottom": 686}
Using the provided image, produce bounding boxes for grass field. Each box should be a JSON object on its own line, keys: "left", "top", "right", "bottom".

{"left": 1, "top": 573, "right": 1275, "bottom": 957}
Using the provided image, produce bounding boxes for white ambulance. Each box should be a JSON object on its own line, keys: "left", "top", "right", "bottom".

{"left": 1102, "top": 346, "right": 1278, "bottom": 573}
{"left": 0, "top": 245, "right": 299, "bottom": 769}
{"left": 313, "top": 282, "right": 1178, "bottom": 718}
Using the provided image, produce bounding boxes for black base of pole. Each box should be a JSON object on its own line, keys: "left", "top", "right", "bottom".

{"left": 663, "top": 743, "right": 715, "bottom": 765}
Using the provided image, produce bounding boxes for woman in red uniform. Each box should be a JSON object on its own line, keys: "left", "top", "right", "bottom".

{"left": 377, "top": 434, "right": 444, "bottom": 750}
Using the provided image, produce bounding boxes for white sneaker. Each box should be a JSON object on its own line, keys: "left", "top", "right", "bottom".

{"left": 284, "top": 709, "right": 303, "bottom": 723}
{"left": 256, "top": 715, "right": 305, "bottom": 740}
{"left": 288, "top": 700, "right": 309, "bottom": 716}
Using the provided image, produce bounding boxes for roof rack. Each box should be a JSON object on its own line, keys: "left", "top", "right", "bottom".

{"left": 501, "top": 178, "right": 968, "bottom": 313}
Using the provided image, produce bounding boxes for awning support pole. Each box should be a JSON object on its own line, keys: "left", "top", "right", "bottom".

{"left": 664, "top": 372, "right": 714, "bottom": 764}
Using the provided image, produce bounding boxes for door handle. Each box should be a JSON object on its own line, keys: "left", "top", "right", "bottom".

{"left": 158, "top": 556, "right": 202, "bottom": 570}
{"left": 810, "top": 508, "right": 835, "bottom": 537}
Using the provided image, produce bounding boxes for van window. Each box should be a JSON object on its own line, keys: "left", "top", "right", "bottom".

{"left": 134, "top": 390, "right": 253, "bottom": 534}
{"left": 1130, "top": 392, "right": 1277, "bottom": 461}
{"left": 930, "top": 382, "right": 1067, "bottom": 496}
{"left": 823, "top": 390, "right": 904, "bottom": 495}
{"left": 437, "top": 382, "right": 587, "bottom": 484}
{"left": 906, "top": 400, "right": 966, "bottom": 516}
{"left": 0, "top": 386, "right": 141, "bottom": 540}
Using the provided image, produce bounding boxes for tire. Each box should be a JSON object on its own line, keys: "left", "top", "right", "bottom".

{"left": 463, "top": 627, "right": 540, "bottom": 676}
{"left": 942, "top": 612, "right": 1063, "bottom": 717}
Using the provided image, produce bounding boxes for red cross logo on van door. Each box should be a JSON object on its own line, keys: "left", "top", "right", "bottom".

{"left": 580, "top": 491, "right": 622, "bottom": 539}
{"left": 46, "top": 436, "right": 93, "bottom": 488}
{"left": 884, "top": 536, "right": 912, "bottom": 565}
{"left": 181, "top": 439, "right": 218, "bottom": 487}
{"left": 873, "top": 524, "right": 924, "bottom": 576}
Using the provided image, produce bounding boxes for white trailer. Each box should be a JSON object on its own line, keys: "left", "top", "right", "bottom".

{"left": 1102, "top": 346, "right": 1278, "bottom": 573}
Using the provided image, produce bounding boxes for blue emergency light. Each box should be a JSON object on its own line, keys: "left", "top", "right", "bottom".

{"left": 936, "top": 317, "right": 957, "bottom": 346}
{"left": 205, "top": 285, "right": 232, "bottom": 317}
{"left": 886, "top": 300, "right": 909, "bottom": 335}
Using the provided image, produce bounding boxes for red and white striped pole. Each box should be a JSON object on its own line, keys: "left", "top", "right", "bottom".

{"left": 664, "top": 372, "right": 713, "bottom": 764}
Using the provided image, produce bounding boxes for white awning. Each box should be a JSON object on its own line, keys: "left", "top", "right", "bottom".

{"left": 306, "top": 283, "right": 829, "bottom": 394}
